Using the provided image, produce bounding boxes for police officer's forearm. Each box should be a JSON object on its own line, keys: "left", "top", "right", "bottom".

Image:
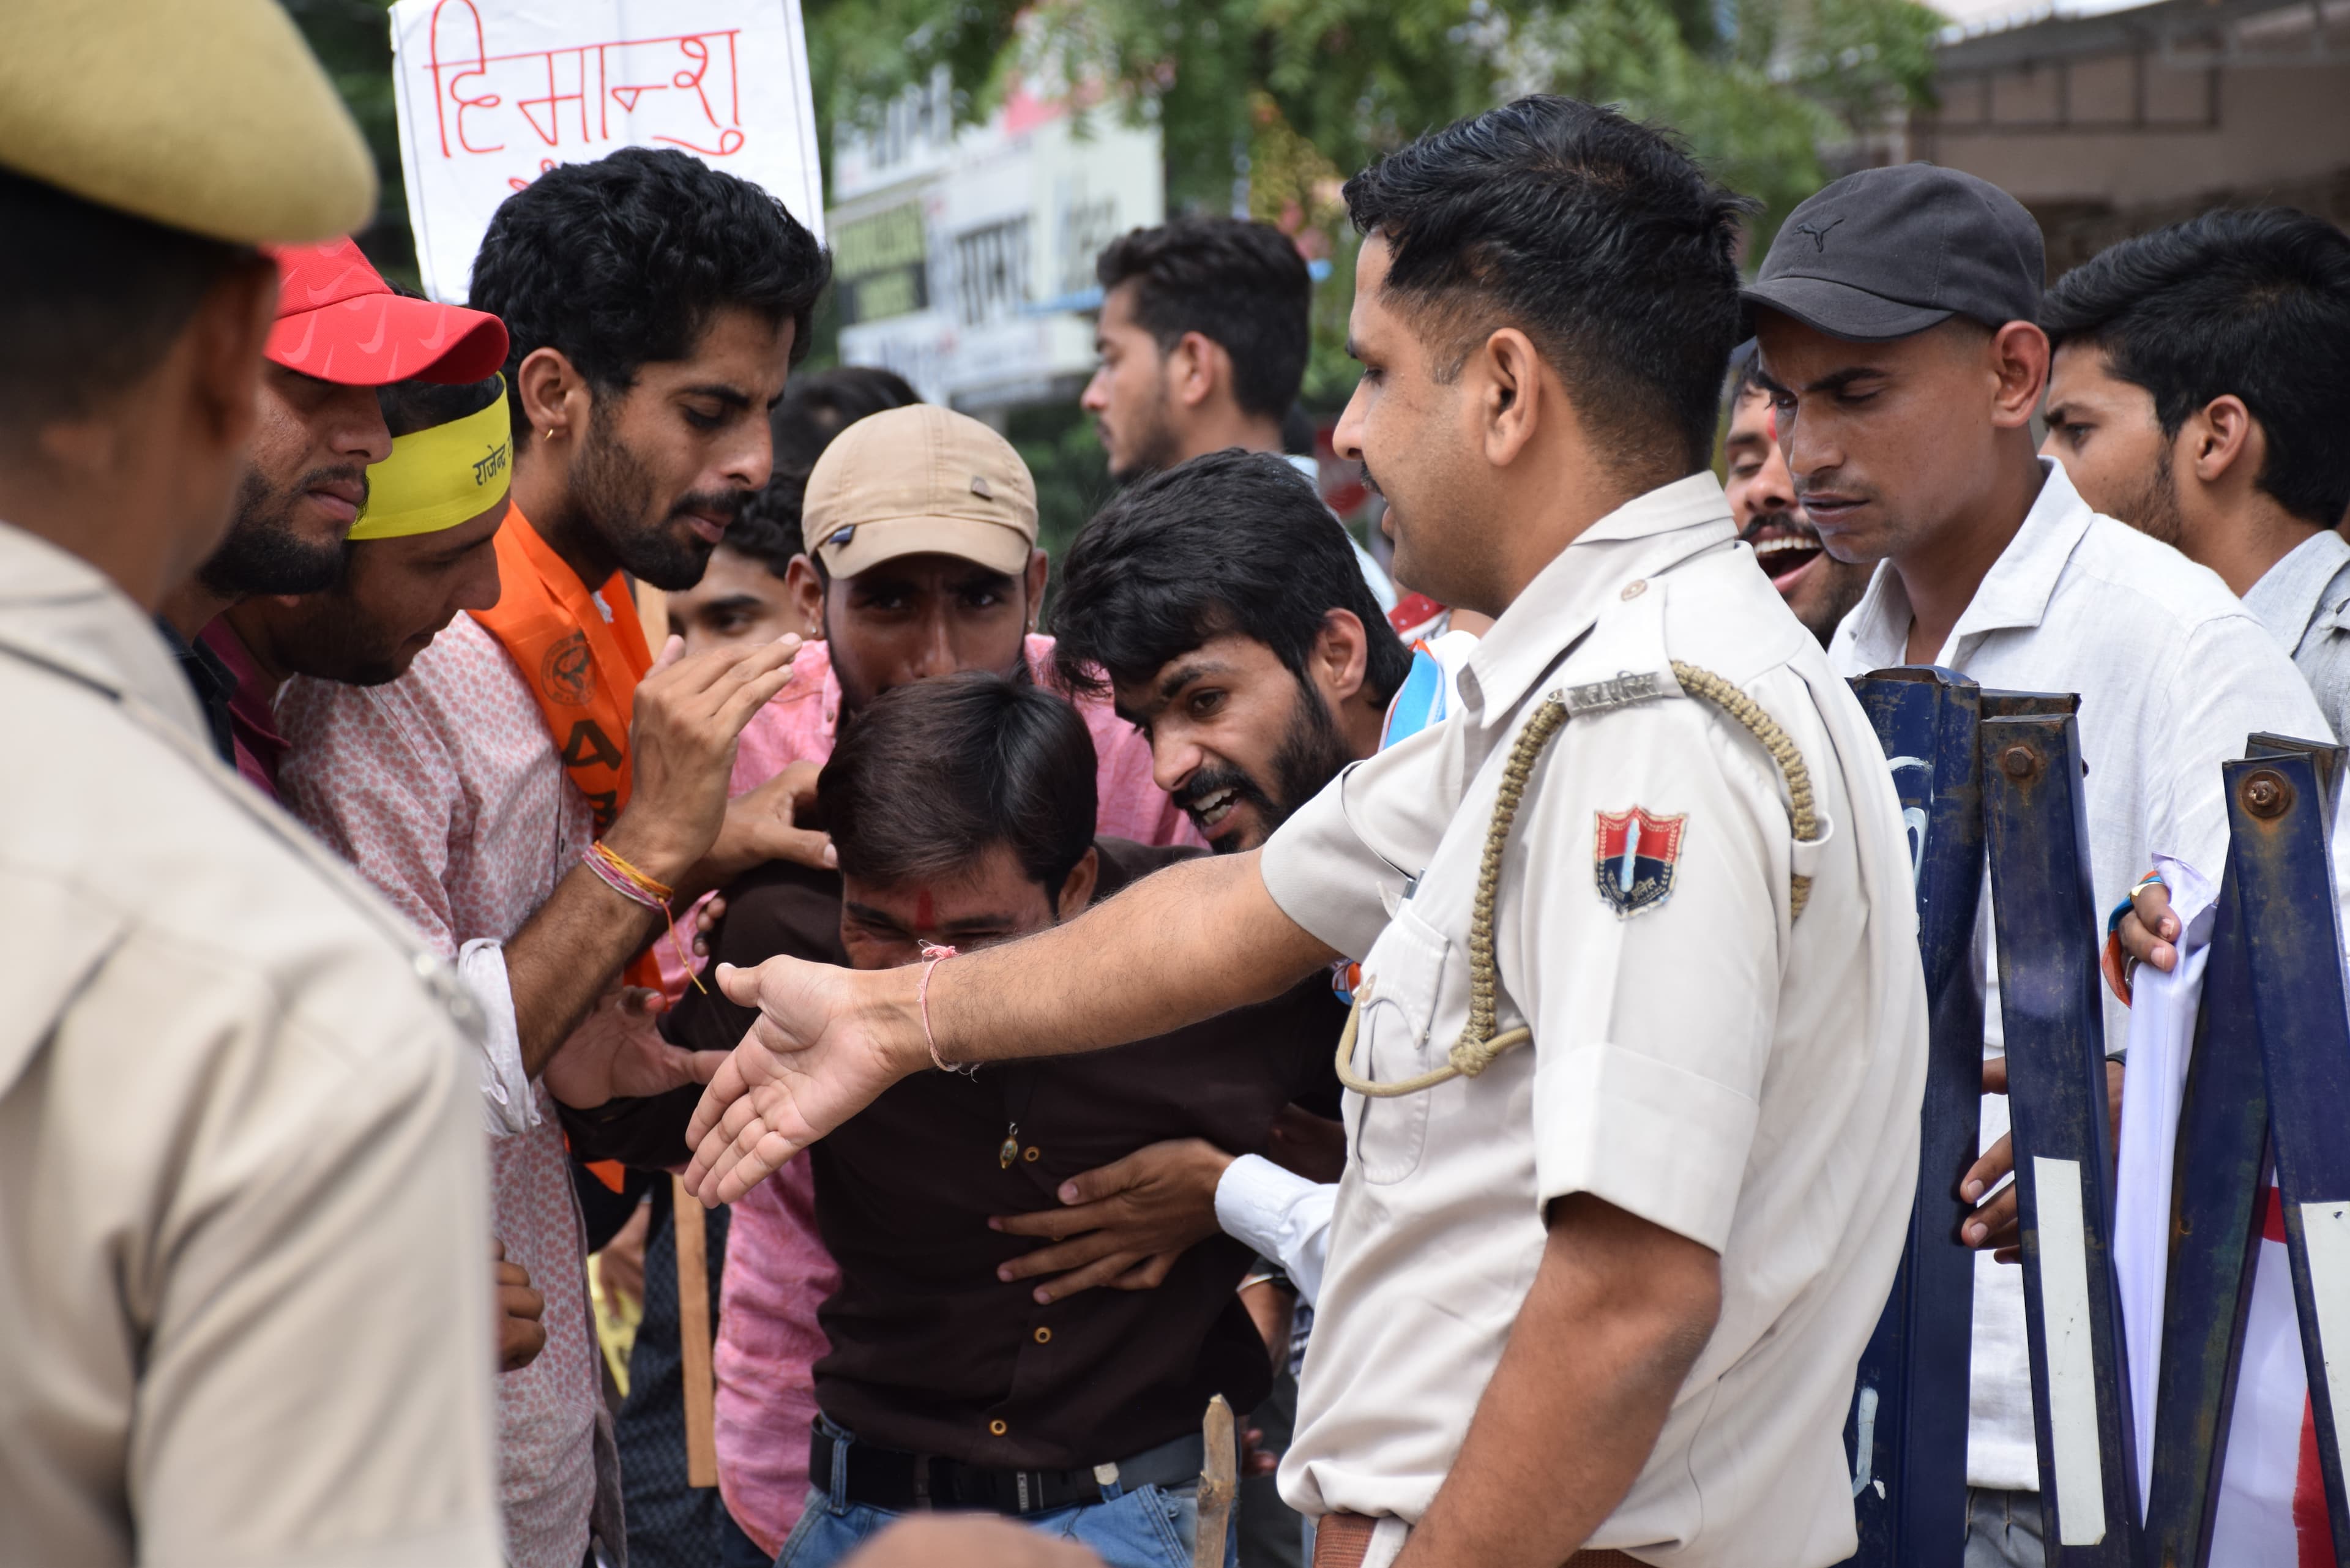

{"left": 1395, "top": 1194, "right": 1721, "bottom": 1568}
{"left": 505, "top": 865, "right": 662, "bottom": 1077}
{"left": 928, "top": 848, "right": 1338, "bottom": 1065}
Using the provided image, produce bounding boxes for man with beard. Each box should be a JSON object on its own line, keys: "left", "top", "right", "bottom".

{"left": 1747, "top": 165, "right": 2327, "bottom": 1567}
{"left": 1083, "top": 216, "right": 1395, "bottom": 611}
{"left": 1049, "top": 448, "right": 1412, "bottom": 854}
{"left": 273, "top": 146, "right": 830, "bottom": 1568}
{"left": 157, "top": 239, "right": 507, "bottom": 786}
{"left": 2061, "top": 211, "right": 2350, "bottom": 975}
{"left": 2041, "top": 207, "right": 2350, "bottom": 741}
{"left": 1721, "top": 342, "right": 1871, "bottom": 648}
{"left": 203, "top": 372, "right": 508, "bottom": 797}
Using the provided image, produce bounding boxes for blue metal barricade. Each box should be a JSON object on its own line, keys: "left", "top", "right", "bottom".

{"left": 2141, "top": 735, "right": 2341, "bottom": 1567}
{"left": 1842, "top": 666, "right": 1988, "bottom": 1568}
{"left": 2223, "top": 747, "right": 2350, "bottom": 1562}
{"left": 1979, "top": 705, "right": 2141, "bottom": 1566}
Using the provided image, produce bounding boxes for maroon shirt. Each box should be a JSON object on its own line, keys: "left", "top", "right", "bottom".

{"left": 196, "top": 621, "right": 288, "bottom": 800}
{"left": 657, "top": 838, "right": 1344, "bottom": 1471}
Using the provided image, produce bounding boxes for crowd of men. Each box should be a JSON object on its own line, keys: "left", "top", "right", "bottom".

{"left": 7, "top": 4, "right": 2350, "bottom": 1568}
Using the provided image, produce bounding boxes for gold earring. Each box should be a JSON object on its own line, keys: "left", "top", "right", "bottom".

{"left": 545, "top": 427, "right": 556, "bottom": 442}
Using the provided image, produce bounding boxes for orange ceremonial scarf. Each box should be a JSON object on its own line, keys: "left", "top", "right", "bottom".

{"left": 473, "top": 504, "right": 665, "bottom": 1002}
{"left": 474, "top": 503, "right": 654, "bottom": 834}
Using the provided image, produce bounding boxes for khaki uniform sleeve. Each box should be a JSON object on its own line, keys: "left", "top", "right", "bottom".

{"left": 1501, "top": 680, "right": 1802, "bottom": 1255}
{"left": 106, "top": 937, "right": 503, "bottom": 1568}
{"left": 1260, "top": 720, "right": 1457, "bottom": 961}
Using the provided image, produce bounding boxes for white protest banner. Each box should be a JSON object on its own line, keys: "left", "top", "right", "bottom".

{"left": 389, "top": 0, "right": 824, "bottom": 302}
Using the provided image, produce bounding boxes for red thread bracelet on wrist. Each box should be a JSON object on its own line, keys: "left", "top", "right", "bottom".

{"left": 916, "top": 941, "right": 974, "bottom": 1075}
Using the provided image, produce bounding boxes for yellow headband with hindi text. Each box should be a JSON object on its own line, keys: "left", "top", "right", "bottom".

{"left": 349, "top": 379, "right": 513, "bottom": 541}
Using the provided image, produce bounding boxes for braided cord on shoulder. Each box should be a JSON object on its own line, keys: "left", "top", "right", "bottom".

{"left": 1335, "top": 662, "right": 1823, "bottom": 1100}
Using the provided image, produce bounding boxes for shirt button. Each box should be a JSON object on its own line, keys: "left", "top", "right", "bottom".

{"left": 1034, "top": 1327, "right": 1052, "bottom": 1344}
{"left": 1621, "top": 578, "right": 1648, "bottom": 600}
{"left": 989, "top": 1419, "right": 1009, "bottom": 1436}
{"left": 1022, "top": 1146, "right": 1041, "bottom": 1162}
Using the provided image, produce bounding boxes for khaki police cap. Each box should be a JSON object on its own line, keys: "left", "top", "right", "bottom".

{"left": 1, "top": 0, "right": 376, "bottom": 245}
{"left": 803, "top": 405, "right": 1039, "bottom": 579}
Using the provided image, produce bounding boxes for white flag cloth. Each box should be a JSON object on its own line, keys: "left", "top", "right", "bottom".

{"left": 2110, "top": 855, "right": 2322, "bottom": 1564}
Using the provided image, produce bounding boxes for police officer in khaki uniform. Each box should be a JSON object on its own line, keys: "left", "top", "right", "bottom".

{"left": 0, "top": 5, "right": 504, "bottom": 1563}
{"left": 685, "top": 99, "right": 1928, "bottom": 1568}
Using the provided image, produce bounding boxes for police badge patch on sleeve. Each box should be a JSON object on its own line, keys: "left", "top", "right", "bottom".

{"left": 1594, "top": 807, "right": 1687, "bottom": 917}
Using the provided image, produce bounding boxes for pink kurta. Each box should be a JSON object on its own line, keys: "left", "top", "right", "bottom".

{"left": 714, "top": 635, "right": 1198, "bottom": 1553}
{"left": 275, "top": 612, "right": 612, "bottom": 1568}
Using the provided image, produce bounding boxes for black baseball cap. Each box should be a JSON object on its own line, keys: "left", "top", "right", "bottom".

{"left": 1742, "top": 163, "right": 2045, "bottom": 342}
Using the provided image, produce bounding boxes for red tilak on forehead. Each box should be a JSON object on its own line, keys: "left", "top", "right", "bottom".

{"left": 1766, "top": 405, "right": 1780, "bottom": 444}
{"left": 915, "top": 887, "right": 934, "bottom": 928}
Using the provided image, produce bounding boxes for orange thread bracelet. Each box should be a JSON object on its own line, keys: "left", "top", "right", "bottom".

{"left": 583, "top": 841, "right": 708, "bottom": 995}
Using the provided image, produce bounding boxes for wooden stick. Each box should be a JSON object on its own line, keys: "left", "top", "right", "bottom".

{"left": 673, "top": 1176, "right": 718, "bottom": 1488}
{"left": 1192, "top": 1393, "right": 1237, "bottom": 1568}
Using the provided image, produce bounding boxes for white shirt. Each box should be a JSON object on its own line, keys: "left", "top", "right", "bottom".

{"left": 1217, "top": 1155, "right": 1337, "bottom": 1305}
{"left": 1827, "top": 457, "right": 2329, "bottom": 1491}
{"left": 2240, "top": 525, "right": 2350, "bottom": 747}
{"left": 1262, "top": 472, "right": 1927, "bottom": 1565}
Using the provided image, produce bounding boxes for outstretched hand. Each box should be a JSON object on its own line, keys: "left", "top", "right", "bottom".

{"left": 682, "top": 956, "right": 923, "bottom": 1205}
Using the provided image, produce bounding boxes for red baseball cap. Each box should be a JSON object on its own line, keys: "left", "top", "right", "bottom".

{"left": 264, "top": 239, "right": 509, "bottom": 386}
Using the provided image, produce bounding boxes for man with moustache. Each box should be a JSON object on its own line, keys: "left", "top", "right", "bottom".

{"left": 1745, "top": 164, "right": 2327, "bottom": 1567}
{"left": 1721, "top": 342, "right": 1871, "bottom": 647}
{"left": 1048, "top": 449, "right": 1413, "bottom": 854}
{"left": 274, "top": 146, "right": 830, "bottom": 1568}
{"left": 201, "top": 371, "right": 509, "bottom": 801}
{"left": 2041, "top": 208, "right": 2350, "bottom": 741}
{"left": 157, "top": 240, "right": 506, "bottom": 788}
{"left": 1083, "top": 215, "right": 1395, "bottom": 610}
{"left": 686, "top": 96, "right": 1928, "bottom": 1568}
{"left": 2060, "top": 206, "right": 2350, "bottom": 1004}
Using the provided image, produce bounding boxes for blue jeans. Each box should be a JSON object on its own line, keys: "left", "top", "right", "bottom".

{"left": 774, "top": 1425, "right": 1236, "bottom": 1568}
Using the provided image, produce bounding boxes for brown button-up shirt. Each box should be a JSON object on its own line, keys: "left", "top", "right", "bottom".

{"left": 660, "top": 838, "right": 1344, "bottom": 1471}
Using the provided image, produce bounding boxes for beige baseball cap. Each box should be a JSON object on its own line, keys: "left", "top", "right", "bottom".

{"left": 802, "top": 405, "right": 1039, "bottom": 578}
{"left": 1, "top": 0, "right": 375, "bottom": 245}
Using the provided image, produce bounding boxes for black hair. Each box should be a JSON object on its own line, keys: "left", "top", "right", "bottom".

{"left": 818, "top": 672, "right": 1097, "bottom": 902}
{"left": 378, "top": 373, "right": 507, "bottom": 438}
{"left": 1095, "top": 217, "right": 1311, "bottom": 420}
{"left": 468, "top": 147, "right": 832, "bottom": 441}
{"left": 0, "top": 168, "right": 258, "bottom": 435}
{"left": 1724, "top": 338, "right": 1766, "bottom": 406}
{"left": 1341, "top": 95, "right": 1750, "bottom": 479}
{"left": 775, "top": 365, "right": 922, "bottom": 475}
{"left": 1050, "top": 447, "right": 1411, "bottom": 704}
{"left": 735, "top": 366, "right": 925, "bottom": 575}
{"left": 2042, "top": 207, "right": 2350, "bottom": 529}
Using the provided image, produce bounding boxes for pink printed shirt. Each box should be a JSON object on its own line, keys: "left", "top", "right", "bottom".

{"left": 714, "top": 635, "right": 1198, "bottom": 1553}
{"left": 275, "top": 612, "right": 615, "bottom": 1568}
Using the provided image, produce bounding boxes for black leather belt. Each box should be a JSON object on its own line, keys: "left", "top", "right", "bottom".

{"left": 808, "top": 1422, "right": 1204, "bottom": 1517}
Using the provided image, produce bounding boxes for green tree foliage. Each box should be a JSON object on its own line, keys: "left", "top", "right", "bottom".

{"left": 803, "top": 0, "right": 1942, "bottom": 233}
